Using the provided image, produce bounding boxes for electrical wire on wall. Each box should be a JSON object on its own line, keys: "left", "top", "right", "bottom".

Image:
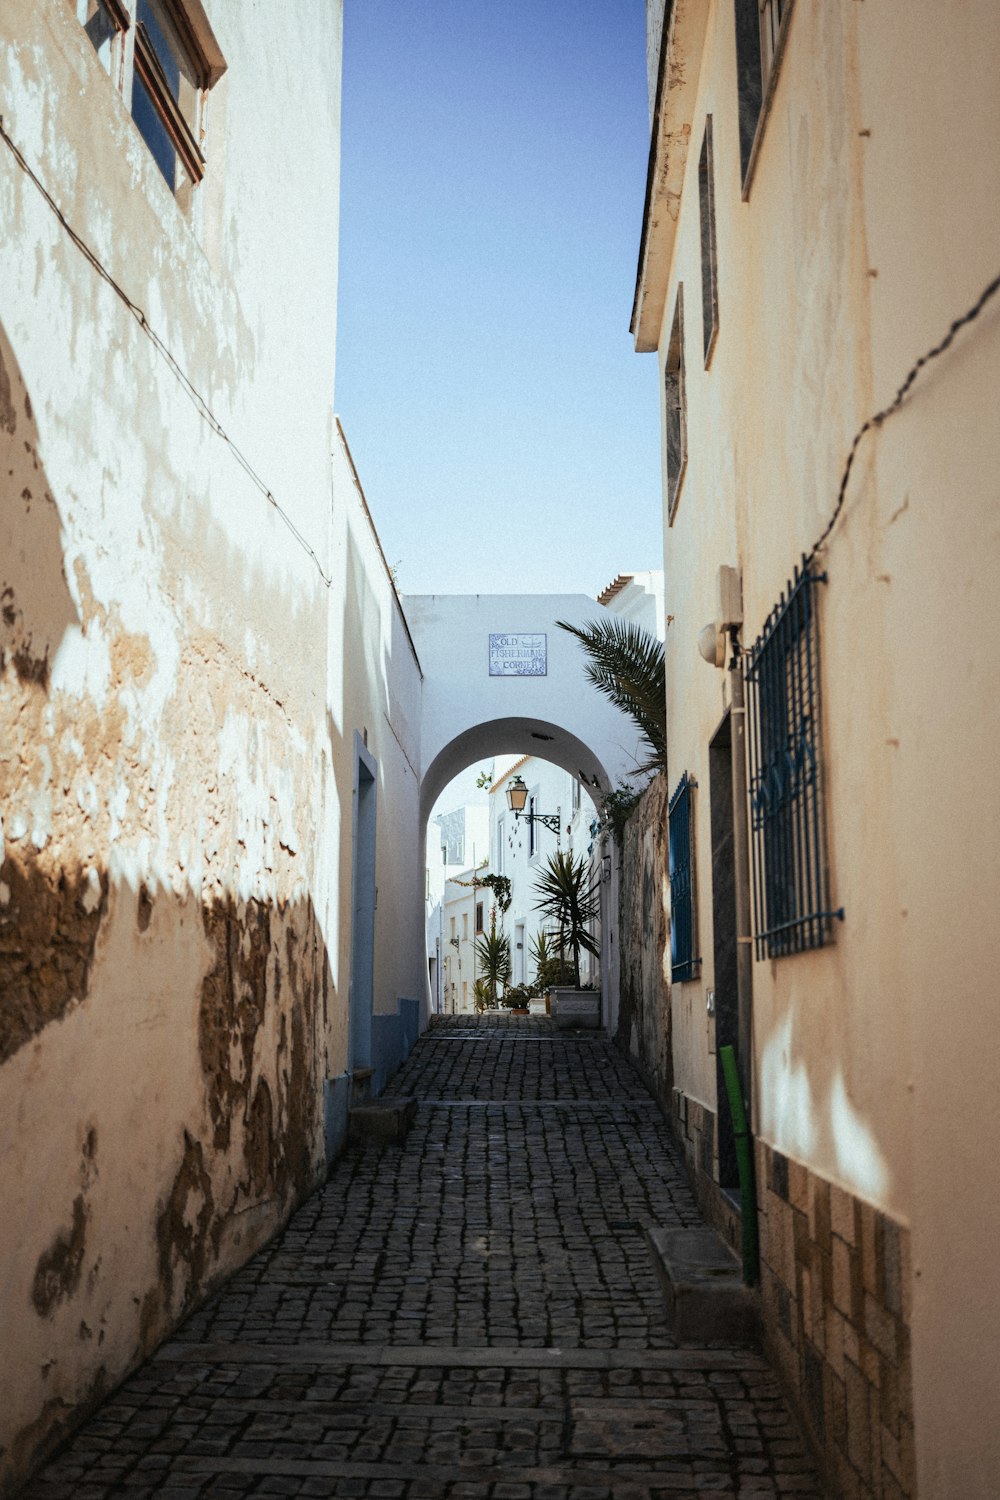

{"left": 808, "top": 269, "right": 1000, "bottom": 566}
{"left": 0, "top": 113, "right": 333, "bottom": 589}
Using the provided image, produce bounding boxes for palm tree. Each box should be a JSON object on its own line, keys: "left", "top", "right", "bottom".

{"left": 555, "top": 617, "right": 666, "bottom": 770}
{"left": 475, "top": 912, "right": 511, "bottom": 1007}
{"left": 533, "top": 851, "right": 600, "bottom": 990}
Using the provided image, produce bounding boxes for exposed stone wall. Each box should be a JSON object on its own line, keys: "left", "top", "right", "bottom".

{"left": 756, "top": 1141, "right": 915, "bottom": 1500}
{"left": 614, "top": 773, "right": 671, "bottom": 1105}
{"left": 671, "top": 1078, "right": 916, "bottom": 1500}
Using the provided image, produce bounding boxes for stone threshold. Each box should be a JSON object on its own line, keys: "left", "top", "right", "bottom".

{"left": 154, "top": 1395, "right": 722, "bottom": 1419}
{"left": 420, "top": 1036, "right": 607, "bottom": 1044}
{"left": 399, "top": 1098, "right": 661, "bottom": 1109}
{"left": 173, "top": 1454, "right": 744, "bottom": 1488}
{"left": 157, "top": 1341, "right": 764, "bottom": 1371}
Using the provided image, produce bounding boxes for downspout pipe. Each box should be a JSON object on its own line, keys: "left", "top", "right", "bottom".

{"left": 720, "top": 1043, "right": 760, "bottom": 1285}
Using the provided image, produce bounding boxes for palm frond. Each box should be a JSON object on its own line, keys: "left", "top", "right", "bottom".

{"left": 556, "top": 617, "right": 667, "bottom": 768}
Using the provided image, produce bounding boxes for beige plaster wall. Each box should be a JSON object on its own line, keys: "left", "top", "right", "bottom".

{"left": 0, "top": 3, "right": 417, "bottom": 1490}
{"left": 645, "top": 2, "right": 1000, "bottom": 1492}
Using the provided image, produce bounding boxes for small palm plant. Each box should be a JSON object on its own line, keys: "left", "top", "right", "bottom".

{"left": 533, "top": 851, "right": 600, "bottom": 990}
{"left": 475, "top": 912, "right": 512, "bottom": 1007}
{"left": 529, "top": 926, "right": 569, "bottom": 988}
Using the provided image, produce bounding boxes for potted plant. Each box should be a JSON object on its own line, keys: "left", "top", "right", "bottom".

{"left": 533, "top": 850, "right": 602, "bottom": 1029}
{"left": 502, "top": 983, "right": 534, "bottom": 1015}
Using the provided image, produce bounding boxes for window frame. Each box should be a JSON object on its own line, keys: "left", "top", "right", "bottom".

{"left": 745, "top": 559, "right": 844, "bottom": 958}
{"left": 76, "top": 0, "right": 130, "bottom": 87}
{"left": 73, "top": 0, "right": 226, "bottom": 197}
{"left": 734, "top": 0, "right": 796, "bottom": 198}
{"left": 664, "top": 285, "right": 687, "bottom": 526}
{"left": 132, "top": 1, "right": 207, "bottom": 187}
{"left": 698, "top": 116, "right": 719, "bottom": 368}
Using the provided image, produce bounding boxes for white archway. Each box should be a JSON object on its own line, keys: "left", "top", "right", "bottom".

{"left": 405, "top": 593, "right": 648, "bottom": 1030}
{"left": 420, "top": 717, "right": 611, "bottom": 823}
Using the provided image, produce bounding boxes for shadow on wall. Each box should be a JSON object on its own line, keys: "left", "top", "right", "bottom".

{"left": 0, "top": 322, "right": 334, "bottom": 1493}
{"left": 0, "top": 855, "right": 332, "bottom": 1492}
{"left": 0, "top": 323, "right": 80, "bottom": 696}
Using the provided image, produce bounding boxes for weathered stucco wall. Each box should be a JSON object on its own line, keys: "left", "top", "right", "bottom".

{"left": 640, "top": 0, "right": 1000, "bottom": 1494}
{"left": 0, "top": 3, "right": 412, "bottom": 1491}
{"left": 615, "top": 773, "right": 671, "bottom": 1103}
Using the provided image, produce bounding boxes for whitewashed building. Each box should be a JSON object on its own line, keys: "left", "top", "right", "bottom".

{"left": 0, "top": 4, "right": 426, "bottom": 1488}
{"left": 425, "top": 803, "right": 489, "bottom": 1012}
{"left": 489, "top": 757, "right": 600, "bottom": 990}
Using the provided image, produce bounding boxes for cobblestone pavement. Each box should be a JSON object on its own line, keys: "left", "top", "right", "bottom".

{"left": 26, "top": 1018, "right": 824, "bottom": 1498}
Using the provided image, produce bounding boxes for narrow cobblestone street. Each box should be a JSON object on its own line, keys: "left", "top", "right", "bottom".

{"left": 26, "top": 1019, "right": 823, "bottom": 1499}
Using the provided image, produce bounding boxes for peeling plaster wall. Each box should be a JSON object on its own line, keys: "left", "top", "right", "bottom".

{"left": 0, "top": 2, "right": 406, "bottom": 1490}
{"left": 643, "top": 1, "right": 1000, "bottom": 1493}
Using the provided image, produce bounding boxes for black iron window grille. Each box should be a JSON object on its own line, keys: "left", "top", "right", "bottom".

{"left": 745, "top": 558, "right": 844, "bottom": 959}
{"left": 669, "top": 772, "right": 700, "bottom": 982}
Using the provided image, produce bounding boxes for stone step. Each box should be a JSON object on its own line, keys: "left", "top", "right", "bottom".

{"left": 645, "top": 1226, "right": 759, "bottom": 1346}
{"left": 347, "top": 1095, "right": 417, "bottom": 1146}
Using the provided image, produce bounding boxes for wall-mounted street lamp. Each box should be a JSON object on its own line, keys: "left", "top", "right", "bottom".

{"left": 505, "top": 775, "right": 562, "bottom": 834}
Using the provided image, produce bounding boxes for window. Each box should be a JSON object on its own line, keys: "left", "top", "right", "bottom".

{"left": 698, "top": 118, "right": 719, "bottom": 366}
{"left": 77, "top": 0, "right": 127, "bottom": 79}
{"left": 496, "top": 820, "right": 504, "bottom": 875}
{"left": 664, "top": 286, "right": 687, "bottom": 525}
{"left": 745, "top": 560, "right": 843, "bottom": 958}
{"left": 131, "top": 0, "right": 207, "bottom": 193}
{"left": 572, "top": 778, "right": 581, "bottom": 814}
{"left": 74, "top": 0, "right": 226, "bottom": 200}
{"left": 734, "top": 0, "right": 795, "bottom": 194}
{"left": 449, "top": 916, "right": 456, "bottom": 942}
{"left": 669, "top": 773, "right": 699, "bottom": 981}
{"left": 475, "top": 902, "right": 484, "bottom": 934}
{"left": 462, "top": 913, "right": 468, "bottom": 941}
{"left": 528, "top": 794, "right": 537, "bottom": 857}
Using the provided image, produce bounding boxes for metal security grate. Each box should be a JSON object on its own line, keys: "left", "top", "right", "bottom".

{"left": 745, "top": 559, "right": 843, "bottom": 959}
{"left": 668, "top": 772, "right": 700, "bottom": 981}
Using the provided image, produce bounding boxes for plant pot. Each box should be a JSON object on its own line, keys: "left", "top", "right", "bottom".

{"left": 549, "top": 987, "right": 602, "bottom": 1030}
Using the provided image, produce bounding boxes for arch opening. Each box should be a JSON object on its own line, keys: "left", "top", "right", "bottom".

{"left": 420, "top": 720, "right": 617, "bottom": 1027}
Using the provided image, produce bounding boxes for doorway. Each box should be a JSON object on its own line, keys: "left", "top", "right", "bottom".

{"left": 709, "top": 712, "right": 740, "bottom": 1191}
{"left": 349, "top": 734, "right": 378, "bottom": 1075}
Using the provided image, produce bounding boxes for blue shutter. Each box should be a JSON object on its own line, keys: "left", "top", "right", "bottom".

{"left": 669, "top": 773, "right": 699, "bottom": 982}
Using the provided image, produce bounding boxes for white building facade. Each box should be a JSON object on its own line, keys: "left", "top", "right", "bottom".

{"left": 489, "top": 757, "right": 600, "bottom": 991}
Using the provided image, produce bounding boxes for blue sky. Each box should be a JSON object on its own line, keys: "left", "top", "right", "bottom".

{"left": 336, "top": 0, "right": 664, "bottom": 599}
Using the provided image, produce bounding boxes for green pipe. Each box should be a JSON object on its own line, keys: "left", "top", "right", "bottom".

{"left": 720, "top": 1044, "right": 760, "bottom": 1286}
